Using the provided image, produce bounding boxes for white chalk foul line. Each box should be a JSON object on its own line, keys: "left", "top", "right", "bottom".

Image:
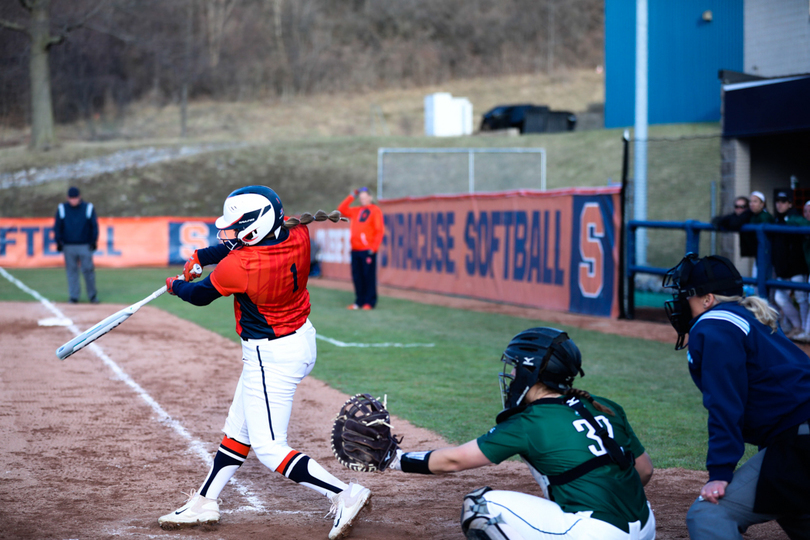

{"left": 316, "top": 334, "right": 434, "bottom": 348}
{"left": 0, "top": 267, "right": 266, "bottom": 513}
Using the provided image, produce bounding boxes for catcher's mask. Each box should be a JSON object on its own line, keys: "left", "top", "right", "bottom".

{"left": 662, "top": 253, "right": 743, "bottom": 350}
{"left": 215, "top": 185, "right": 284, "bottom": 250}
{"left": 498, "top": 327, "right": 584, "bottom": 411}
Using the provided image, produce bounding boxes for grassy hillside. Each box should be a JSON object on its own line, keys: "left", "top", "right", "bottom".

{"left": 1, "top": 69, "right": 721, "bottom": 268}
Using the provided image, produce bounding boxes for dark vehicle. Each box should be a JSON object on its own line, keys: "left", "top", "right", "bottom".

{"left": 480, "top": 104, "right": 577, "bottom": 134}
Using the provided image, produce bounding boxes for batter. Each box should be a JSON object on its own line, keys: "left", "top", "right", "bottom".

{"left": 158, "top": 186, "right": 370, "bottom": 540}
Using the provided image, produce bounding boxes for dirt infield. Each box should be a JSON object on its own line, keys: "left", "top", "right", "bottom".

{"left": 0, "top": 294, "right": 789, "bottom": 540}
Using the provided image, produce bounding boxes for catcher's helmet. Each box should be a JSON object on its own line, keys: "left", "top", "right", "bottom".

{"left": 662, "top": 253, "right": 743, "bottom": 350}
{"left": 215, "top": 185, "right": 284, "bottom": 249}
{"left": 498, "top": 327, "right": 584, "bottom": 411}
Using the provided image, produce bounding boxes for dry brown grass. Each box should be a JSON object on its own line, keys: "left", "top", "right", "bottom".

{"left": 1, "top": 69, "right": 604, "bottom": 147}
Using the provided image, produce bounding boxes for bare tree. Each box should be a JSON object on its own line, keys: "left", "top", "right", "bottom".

{"left": 203, "top": 0, "right": 238, "bottom": 67}
{"left": 0, "top": 0, "right": 108, "bottom": 150}
{"left": 0, "top": 0, "right": 605, "bottom": 139}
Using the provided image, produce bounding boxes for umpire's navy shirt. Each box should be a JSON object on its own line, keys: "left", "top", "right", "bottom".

{"left": 687, "top": 301, "right": 810, "bottom": 483}
{"left": 54, "top": 201, "right": 98, "bottom": 245}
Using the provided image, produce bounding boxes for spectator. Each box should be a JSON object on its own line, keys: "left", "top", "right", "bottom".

{"left": 771, "top": 189, "right": 808, "bottom": 337}
{"left": 337, "top": 187, "right": 385, "bottom": 310}
{"left": 54, "top": 186, "right": 99, "bottom": 304}
{"left": 737, "top": 192, "right": 774, "bottom": 273}
{"left": 713, "top": 195, "right": 751, "bottom": 272}
{"left": 712, "top": 195, "right": 750, "bottom": 233}
{"left": 798, "top": 201, "right": 810, "bottom": 341}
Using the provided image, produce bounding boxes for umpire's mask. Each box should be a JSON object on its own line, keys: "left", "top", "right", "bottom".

{"left": 662, "top": 253, "right": 743, "bottom": 350}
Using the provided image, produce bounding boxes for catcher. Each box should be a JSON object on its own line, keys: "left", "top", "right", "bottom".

{"left": 332, "top": 328, "right": 655, "bottom": 540}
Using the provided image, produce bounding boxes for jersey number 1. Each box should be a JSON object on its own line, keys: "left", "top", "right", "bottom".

{"left": 290, "top": 263, "right": 299, "bottom": 292}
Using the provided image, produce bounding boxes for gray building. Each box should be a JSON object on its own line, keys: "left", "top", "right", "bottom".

{"left": 720, "top": 0, "right": 810, "bottom": 270}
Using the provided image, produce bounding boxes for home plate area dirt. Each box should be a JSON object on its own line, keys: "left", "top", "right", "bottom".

{"left": 0, "top": 298, "right": 788, "bottom": 540}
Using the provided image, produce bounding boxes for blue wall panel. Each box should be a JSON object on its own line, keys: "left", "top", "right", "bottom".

{"left": 605, "top": 0, "right": 743, "bottom": 128}
{"left": 605, "top": 0, "right": 637, "bottom": 128}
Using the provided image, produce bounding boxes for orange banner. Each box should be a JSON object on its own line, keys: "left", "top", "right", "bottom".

{"left": 3, "top": 188, "right": 621, "bottom": 317}
{"left": 309, "top": 187, "right": 621, "bottom": 317}
{"left": 0, "top": 217, "right": 218, "bottom": 268}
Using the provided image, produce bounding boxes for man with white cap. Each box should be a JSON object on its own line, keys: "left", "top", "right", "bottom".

{"left": 741, "top": 191, "right": 774, "bottom": 277}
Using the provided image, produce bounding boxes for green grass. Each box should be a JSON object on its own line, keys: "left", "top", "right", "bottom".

{"left": 0, "top": 266, "right": 766, "bottom": 470}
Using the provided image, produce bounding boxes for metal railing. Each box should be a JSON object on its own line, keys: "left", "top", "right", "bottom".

{"left": 626, "top": 220, "right": 810, "bottom": 318}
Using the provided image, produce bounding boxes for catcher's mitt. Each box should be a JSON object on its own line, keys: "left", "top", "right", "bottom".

{"left": 331, "top": 393, "right": 402, "bottom": 472}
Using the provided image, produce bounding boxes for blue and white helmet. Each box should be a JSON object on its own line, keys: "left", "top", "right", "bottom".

{"left": 215, "top": 186, "right": 284, "bottom": 248}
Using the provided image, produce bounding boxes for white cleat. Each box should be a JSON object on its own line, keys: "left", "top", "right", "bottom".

{"left": 158, "top": 490, "right": 220, "bottom": 530}
{"left": 327, "top": 482, "right": 372, "bottom": 540}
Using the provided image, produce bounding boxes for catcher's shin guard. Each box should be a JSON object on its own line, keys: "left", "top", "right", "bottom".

{"left": 460, "top": 487, "right": 526, "bottom": 540}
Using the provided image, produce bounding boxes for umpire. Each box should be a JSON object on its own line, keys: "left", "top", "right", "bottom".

{"left": 54, "top": 186, "right": 99, "bottom": 304}
{"left": 663, "top": 254, "right": 810, "bottom": 539}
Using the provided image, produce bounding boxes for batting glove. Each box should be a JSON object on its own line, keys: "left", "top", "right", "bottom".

{"left": 352, "top": 189, "right": 359, "bottom": 197}
{"left": 166, "top": 276, "right": 181, "bottom": 295}
{"left": 183, "top": 251, "right": 203, "bottom": 281}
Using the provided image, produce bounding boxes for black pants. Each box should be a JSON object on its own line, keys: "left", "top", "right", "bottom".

{"left": 351, "top": 250, "right": 377, "bottom": 308}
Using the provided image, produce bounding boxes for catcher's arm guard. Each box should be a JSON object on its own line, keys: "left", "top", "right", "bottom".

{"left": 331, "top": 393, "right": 403, "bottom": 472}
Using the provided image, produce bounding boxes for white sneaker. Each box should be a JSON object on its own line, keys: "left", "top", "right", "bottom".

{"left": 327, "top": 482, "right": 371, "bottom": 540}
{"left": 158, "top": 490, "right": 220, "bottom": 530}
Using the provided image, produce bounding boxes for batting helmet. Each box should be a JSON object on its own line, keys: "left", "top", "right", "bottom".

{"left": 498, "top": 327, "right": 584, "bottom": 413}
{"left": 662, "top": 253, "right": 743, "bottom": 350}
{"left": 215, "top": 186, "right": 284, "bottom": 249}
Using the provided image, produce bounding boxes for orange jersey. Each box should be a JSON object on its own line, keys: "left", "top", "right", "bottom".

{"left": 210, "top": 225, "right": 311, "bottom": 339}
{"left": 338, "top": 195, "right": 385, "bottom": 252}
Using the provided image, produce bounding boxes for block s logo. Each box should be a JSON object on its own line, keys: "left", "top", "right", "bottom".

{"left": 179, "top": 222, "right": 213, "bottom": 260}
{"left": 578, "top": 203, "right": 604, "bottom": 298}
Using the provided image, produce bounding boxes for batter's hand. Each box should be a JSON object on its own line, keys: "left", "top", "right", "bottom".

{"left": 699, "top": 480, "right": 728, "bottom": 504}
{"left": 183, "top": 252, "right": 203, "bottom": 281}
{"left": 166, "top": 276, "right": 181, "bottom": 295}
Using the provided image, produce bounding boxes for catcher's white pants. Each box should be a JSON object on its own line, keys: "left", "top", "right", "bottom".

{"left": 223, "top": 319, "right": 316, "bottom": 471}
{"left": 471, "top": 490, "right": 655, "bottom": 540}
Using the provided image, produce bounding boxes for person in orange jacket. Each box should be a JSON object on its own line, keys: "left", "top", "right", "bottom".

{"left": 337, "top": 187, "right": 385, "bottom": 310}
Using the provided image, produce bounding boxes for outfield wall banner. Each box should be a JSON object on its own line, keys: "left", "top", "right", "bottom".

{"left": 311, "top": 187, "right": 621, "bottom": 318}
{"left": 0, "top": 217, "right": 218, "bottom": 268}
{"left": 3, "top": 188, "right": 621, "bottom": 317}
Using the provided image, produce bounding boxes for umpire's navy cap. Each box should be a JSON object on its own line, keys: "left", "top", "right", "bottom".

{"left": 682, "top": 255, "right": 743, "bottom": 298}
{"left": 67, "top": 186, "right": 80, "bottom": 197}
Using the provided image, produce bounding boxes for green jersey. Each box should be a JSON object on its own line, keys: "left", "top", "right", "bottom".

{"left": 477, "top": 395, "right": 649, "bottom": 532}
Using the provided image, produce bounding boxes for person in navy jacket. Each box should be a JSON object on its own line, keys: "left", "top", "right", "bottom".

{"left": 663, "top": 253, "right": 810, "bottom": 540}
{"left": 53, "top": 186, "right": 99, "bottom": 303}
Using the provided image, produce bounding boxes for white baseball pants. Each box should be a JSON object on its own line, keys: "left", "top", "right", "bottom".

{"left": 474, "top": 490, "right": 655, "bottom": 540}
{"left": 222, "top": 319, "right": 317, "bottom": 471}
